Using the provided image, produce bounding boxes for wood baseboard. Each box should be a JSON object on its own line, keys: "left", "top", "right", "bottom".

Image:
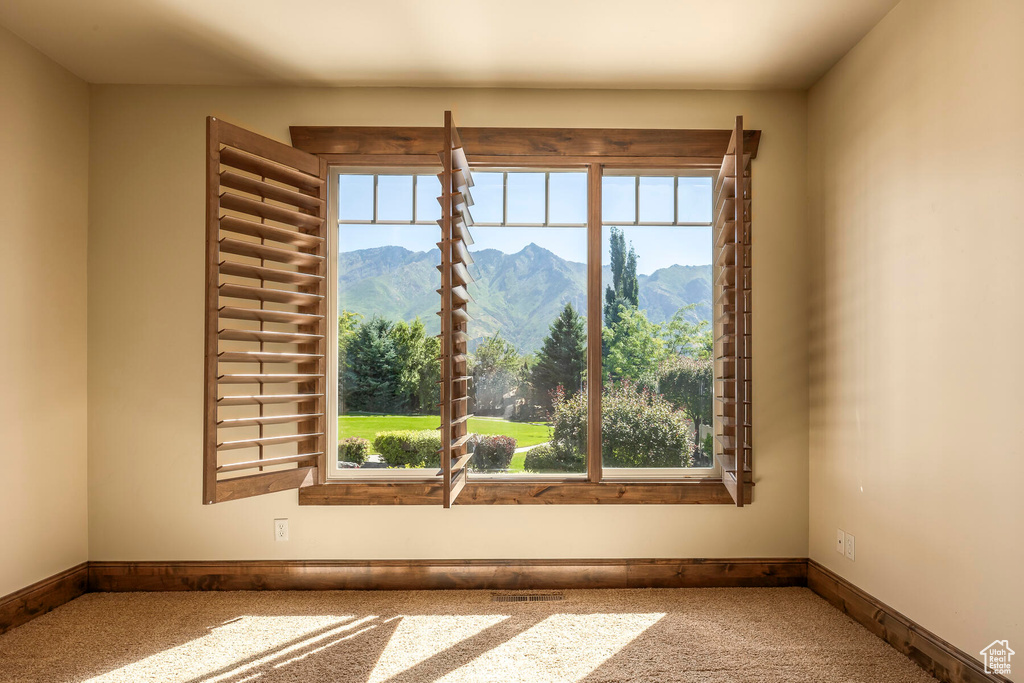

{"left": 807, "top": 560, "right": 1009, "bottom": 683}
{"left": 87, "top": 558, "right": 807, "bottom": 592}
{"left": 0, "top": 563, "right": 88, "bottom": 635}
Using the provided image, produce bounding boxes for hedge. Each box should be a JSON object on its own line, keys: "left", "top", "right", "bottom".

{"left": 373, "top": 430, "right": 441, "bottom": 468}
{"left": 337, "top": 436, "right": 370, "bottom": 465}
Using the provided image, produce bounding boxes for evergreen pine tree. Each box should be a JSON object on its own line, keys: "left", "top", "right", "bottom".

{"left": 532, "top": 303, "right": 587, "bottom": 406}
{"left": 346, "top": 316, "right": 406, "bottom": 413}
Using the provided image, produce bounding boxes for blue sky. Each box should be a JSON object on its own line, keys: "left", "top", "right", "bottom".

{"left": 337, "top": 173, "right": 712, "bottom": 275}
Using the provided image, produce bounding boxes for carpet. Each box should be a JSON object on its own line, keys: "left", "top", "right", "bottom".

{"left": 0, "top": 587, "right": 936, "bottom": 682}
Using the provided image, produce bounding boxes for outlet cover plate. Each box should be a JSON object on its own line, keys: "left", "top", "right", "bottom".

{"left": 274, "top": 518, "right": 289, "bottom": 542}
{"left": 845, "top": 533, "right": 855, "bottom": 560}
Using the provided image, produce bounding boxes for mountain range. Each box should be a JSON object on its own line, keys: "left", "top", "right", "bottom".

{"left": 338, "top": 244, "right": 711, "bottom": 354}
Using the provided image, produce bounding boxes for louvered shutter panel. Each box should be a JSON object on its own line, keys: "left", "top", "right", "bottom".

{"left": 713, "top": 116, "right": 753, "bottom": 506}
{"left": 204, "top": 117, "right": 328, "bottom": 504}
{"left": 437, "top": 111, "right": 477, "bottom": 507}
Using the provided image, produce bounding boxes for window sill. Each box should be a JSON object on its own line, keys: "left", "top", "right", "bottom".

{"left": 298, "top": 478, "right": 752, "bottom": 505}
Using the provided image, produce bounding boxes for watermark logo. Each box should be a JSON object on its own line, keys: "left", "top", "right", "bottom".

{"left": 980, "top": 640, "right": 1014, "bottom": 676}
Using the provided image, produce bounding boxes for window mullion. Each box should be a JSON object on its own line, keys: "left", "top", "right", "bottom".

{"left": 587, "top": 163, "right": 603, "bottom": 483}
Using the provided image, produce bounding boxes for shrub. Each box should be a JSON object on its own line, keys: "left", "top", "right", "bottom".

{"left": 337, "top": 437, "right": 370, "bottom": 465}
{"left": 409, "top": 430, "right": 442, "bottom": 469}
{"left": 523, "top": 443, "right": 585, "bottom": 473}
{"left": 548, "top": 382, "right": 693, "bottom": 468}
{"left": 470, "top": 434, "right": 517, "bottom": 471}
{"left": 373, "top": 430, "right": 441, "bottom": 468}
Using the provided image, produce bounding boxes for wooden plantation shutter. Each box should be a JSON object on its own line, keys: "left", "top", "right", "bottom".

{"left": 713, "top": 115, "right": 753, "bottom": 506}
{"left": 204, "top": 117, "right": 328, "bottom": 504}
{"left": 437, "top": 111, "right": 477, "bottom": 507}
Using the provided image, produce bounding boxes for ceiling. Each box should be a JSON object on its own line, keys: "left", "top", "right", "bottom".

{"left": 0, "top": 0, "right": 900, "bottom": 89}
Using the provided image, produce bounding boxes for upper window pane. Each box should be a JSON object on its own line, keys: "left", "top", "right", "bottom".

{"left": 506, "top": 172, "right": 545, "bottom": 224}
{"left": 338, "top": 175, "right": 374, "bottom": 221}
{"left": 548, "top": 172, "right": 587, "bottom": 225}
{"left": 677, "top": 177, "right": 713, "bottom": 223}
{"left": 377, "top": 175, "right": 413, "bottom": 222}
{"left": 602, "top": 176, "right": 636, "bottom": 224}
{"left": 470, "top": 172, "right": 504, "bottom": 224}
{"left": 414, "top": 174, "right": 441, "bottom": 223}
{"left": 638, "top": 176, "right": 674, "bottom": 224}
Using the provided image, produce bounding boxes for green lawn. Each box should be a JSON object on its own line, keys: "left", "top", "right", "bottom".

{"left": 338, "top": 413, "right": 550, "bottom": 451}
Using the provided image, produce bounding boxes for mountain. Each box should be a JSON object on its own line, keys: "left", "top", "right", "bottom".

{"left": 338, "top": 244, "right": 711, "bottom": 354}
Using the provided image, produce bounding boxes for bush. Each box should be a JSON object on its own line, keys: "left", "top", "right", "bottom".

{"left": 523, "top": 443, "right": 585, "bottom": 473}
{"left": 337, "top": 437, "right": 370, "bottom": 465}
{"left": 470, "top": 434, "right": 517, "bottom": 471}
{"left": 373, "top": 430, "right": 441, "bottom": 468}
{"left": 548, "top": 382, "right": 693, "bottom": 468}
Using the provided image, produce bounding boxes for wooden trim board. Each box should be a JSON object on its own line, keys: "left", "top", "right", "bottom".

{"left": 291, "top": 126, "right": 761, "bottom": 160}
{"left": 298, "top": 478, "right": 750, "bottom": 505}
{"left": 87, "top": 558, "right": 805, "bottom": 592}
{"left": 0, "top": 563, "right": 88, "bottom": 635}
{"left": 807, "top": 560, "right": 1009, "bottom": 683}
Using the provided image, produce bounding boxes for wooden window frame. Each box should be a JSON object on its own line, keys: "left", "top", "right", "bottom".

{"left": 292, "top": 124, "right": 758, "bottom": 506}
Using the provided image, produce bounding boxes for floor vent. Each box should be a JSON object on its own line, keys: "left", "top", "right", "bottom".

{"left": 491, "top": 592, "right": 565, "bottom": 603}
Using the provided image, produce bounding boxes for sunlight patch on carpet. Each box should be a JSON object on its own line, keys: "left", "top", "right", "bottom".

{"left": 367, "top": 614, "right": 509, "bottom": 683}
{"left": 435, "top": 612, "right": 666, "bottom": 683}
{"left": 84, "top": 615, "right": 373, "bottom": 683}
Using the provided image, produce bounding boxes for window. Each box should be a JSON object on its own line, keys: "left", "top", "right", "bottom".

{"left": 204, "top": 116, "right": 755, "bottom": 506}
{"left": 600, "top": 174, "right": 715, "bottom": 475}
{"left": 328, "top": 169, "right": 589, "bottom": 480}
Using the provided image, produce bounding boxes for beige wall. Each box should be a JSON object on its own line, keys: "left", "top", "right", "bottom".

{"left": 808, "top": 0, "right": 1023, "bottom": 662}
{"left": 87, "top": 86, "right": 809, "bottom": 561}
{"left": 0, "top": 26, "right": 89, "bottom": 596}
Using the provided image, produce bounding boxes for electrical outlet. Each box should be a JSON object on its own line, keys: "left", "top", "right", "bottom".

{"left": 845, "top": 533, "right": 855, "bottom": 561}
{"left": 274, "top": 518, "right": 289, "bottom": 542}
{"left": 836, "top": 529, "right": 846, "bottom": 555}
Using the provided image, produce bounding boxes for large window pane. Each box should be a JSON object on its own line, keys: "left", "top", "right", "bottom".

{"left": 468, "top": 226, "right": 587, "bottom": 475}
{"left": 601, "top": 220, "right": 714, "bottom": 470}
{"left": 337, "top": 218, "right": 441, "bottom": 472}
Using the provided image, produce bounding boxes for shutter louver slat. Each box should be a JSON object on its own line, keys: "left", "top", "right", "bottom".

{"left": 712, "top": 116, "right": 753, "bottom": 506}
{"left": 219, "top": 260, "right": 324, "bottom": 286}
{"left": 204, "top": 116, "right": 328, "bottom": 505}
{"left": 220, "top": 215, "right": 324, "bottom": 248}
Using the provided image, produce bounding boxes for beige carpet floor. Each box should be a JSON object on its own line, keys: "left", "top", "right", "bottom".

{"left": 0, "top": 587, "right": 936, "bottom": 682}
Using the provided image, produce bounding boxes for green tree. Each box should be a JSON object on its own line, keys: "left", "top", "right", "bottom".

{"left": 532, "top": 303, "right": 587, "bottom": 406}
{"left": 391, "top": 318, "right": 439, "bottom": 413}
{"left": 337, "top": 311, "right": 362, "bottom": 414}
{"left": 602, "top": 306, "right": 665, "bottom": 387}
{"left": 659, "top": 355, "right": 714, "bottom": 466}
{"left": 603, "top": 227, "right": 639, "bottom": 327}
{"left": 346, "top": 316, "right": 406, "bottom": 413}
{"left": 417, "top": 335, "right": 441, "bottom": 414}
{"left": 664, "top": 303, "right": 713, "bottom": 359}
{"left": 470, "top": 333, "right": 522, "bottom": 414}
